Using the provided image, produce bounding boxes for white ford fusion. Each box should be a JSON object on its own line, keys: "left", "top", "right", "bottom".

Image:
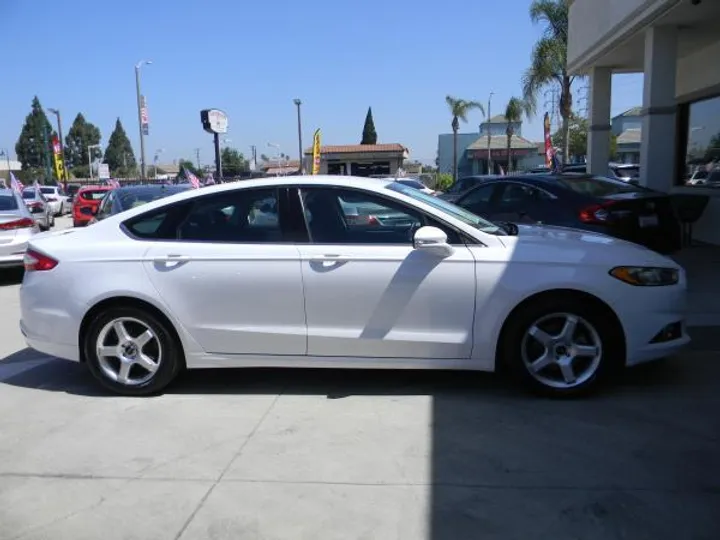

{"left": 19, "top": 176, "right": 689, "bottom": 397}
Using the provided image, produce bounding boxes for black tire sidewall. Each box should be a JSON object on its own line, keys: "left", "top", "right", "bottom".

{"left": 84, "top": 306, "right": 182, "bottom": 396}
{"left": 501, "top": 298, "right": 622, "bottom": 397}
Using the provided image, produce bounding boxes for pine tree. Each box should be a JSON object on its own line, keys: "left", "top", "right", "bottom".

{"left": 361, "top": 107, "right": 377, "bottom": 145}
{"left": 15, "top": 96, "right": 55, "bottom": 180}
{"left": 104, "top": 118, "right": 137, "bottom": 176}
{"left": 64, "top": 113, "right": 102, "bottom": 176}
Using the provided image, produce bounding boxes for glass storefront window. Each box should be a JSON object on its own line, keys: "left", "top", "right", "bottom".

{"left": 683, "top": 94, "right": 720, "bottom": 187}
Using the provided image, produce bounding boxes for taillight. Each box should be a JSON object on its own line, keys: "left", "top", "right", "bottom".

{"left": 27, "top": 202, "right": 41, "bottom": 208}
{"left": 0, "top": 217, "right": 35, "bottom": 230}
{"left": 579, "top": 201, "right": 617, "bottom": 224}
{"left": 24, "top": 249, "right": 58, "bottom": 272}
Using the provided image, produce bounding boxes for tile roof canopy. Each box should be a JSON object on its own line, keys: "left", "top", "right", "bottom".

{"left": 485, "top": 114, "right": 509, "bottom": 123}
{"left": 304, "top": 143, "right": 407, "bottom": 155}
{"left": 466, "top": 134, "right": 538, "bottom": 151}
{"left": 617, "top": 128, "right": 642, "bottom": 144}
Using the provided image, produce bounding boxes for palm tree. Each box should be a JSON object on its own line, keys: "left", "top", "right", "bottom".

{"left": 521, "top": 0, "right": 573, "bottom": 165}
{"left": 504, "top": 97, "right": 532, "bottom": 173}
{"left": 445, "top": 95, "right": 485, "bottom": 182}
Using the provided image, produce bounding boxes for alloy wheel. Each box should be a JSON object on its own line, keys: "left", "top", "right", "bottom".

{"left": 520, "top": 312, "right": 603, "bottom": 389}
{"left": 95, "top": 317, "right": 162, "bottom": 386}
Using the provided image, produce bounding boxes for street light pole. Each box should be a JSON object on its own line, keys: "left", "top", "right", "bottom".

{"left": 268, "top": 143, "right": 281, "bottom": 177}
{"left": 135, "top": 60, "right": 152, "bottom": 179}
{"left": 293, "top": 99, "right": 303, "bottom": 174}
{"left": 487, "top": 91, "right": 494, "bottom": 175}
{"left": 47, "top": 108, "right": 69, "bottom": 182}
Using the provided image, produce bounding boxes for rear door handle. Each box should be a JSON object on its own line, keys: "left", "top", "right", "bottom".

{"left": 309, "top": 254, "right": 350, "bottom": 262}
{"left": 153, "top": 254, "right": 190, "bottom": 262}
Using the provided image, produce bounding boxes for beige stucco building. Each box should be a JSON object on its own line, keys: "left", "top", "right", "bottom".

{"left": 303, "top": 144, "right": 409, "bottom": 177}
{"left": 568, "top": 0, "right": 720, "bottom": 245}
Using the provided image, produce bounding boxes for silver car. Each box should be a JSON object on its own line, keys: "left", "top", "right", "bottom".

{"left": 0, "top": 188, "right": 40, "bottom": 269}
{"left": 22, "top": 188, "right": 54, "bottom": 231}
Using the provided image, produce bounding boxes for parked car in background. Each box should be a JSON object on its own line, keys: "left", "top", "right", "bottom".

{"left": 686, "top": 168, "right": 720, "bottom": 186}
{"left": 394, "top": 178, "right": 437, "bottom": 195}
{"left": 562, "top": 163, "right": 641, "bottom": 183}
{"left": 20, "top": 176, "right": 688, "bottom": 398}
{"left": 73, "top": 185, "right": 111, "bottom": 227}
{"left": 439, "top": 175, "right": 499, "bottom": 203}
{"left": 454, "top": 173, "right": 681, "bottom": 254}
{"left": 0, "top": 188, "right": 39, "bottom": 268}
{"left": 66, "top": 184, "right": 81, "bottom": 202}
{"left": 21, "top": 187, "right": 54, "bottom": 231}
{"left": 91, "top": 184, "right": 193, "bottom": 224}
{"left": 38, "top": 185, "right": 68, "bottom": 216}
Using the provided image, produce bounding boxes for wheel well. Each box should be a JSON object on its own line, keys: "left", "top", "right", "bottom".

{"left": 496, "top": 289, "right": 626, "bottom": 368}
{"left": 78, "top": 296, "right": 186, "bottom": 368}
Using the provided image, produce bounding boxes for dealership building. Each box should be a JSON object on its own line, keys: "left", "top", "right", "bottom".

{"left": 568, "top": 0, "right": 720, "bottom": 245}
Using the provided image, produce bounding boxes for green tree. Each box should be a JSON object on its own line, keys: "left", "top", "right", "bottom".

{"left": 522, "top": 0, "right": 575, "bottom": 165}
{"left": 435, "top": 173, "right": 454, "bottom": 191}
{"left": 221, "top": 147, "right": 248, "bottom": 177}
{"left": 64, "top": 113, "right": 102, "bottom": 177}
{"left": 504, "top": 97, "right": 532, "bottom": 172}
{"left": 15, "top": 96, "right": 55, "bottom": 181}
{"left": 104, "top": 118, "right": 137, "bottom": 176}
{"left": 552, "top": 114, "right": 617, "bottom": 161}
{"left": 445, "top": 95, "right": 485, "bottom": 182}
{"left": 178, "top": 159, "right": 201, "bottom": 178}
{"left": 361, "top": 107, "right": 378, "bottom": 145}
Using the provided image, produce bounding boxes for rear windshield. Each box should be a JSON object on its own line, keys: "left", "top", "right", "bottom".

{"left": 0, "top": 195, "right": 19, "bottom": 211}
{"left": 554, "top": 175, "right": 647, "bottom": 197}
{"left": 613, "top": 166, "right": 640, "bottom": 179}
{"left": 397, "top": 179, "right": 427, "bottom": 190}
{"left": 40, "top": 187, "right": 56, "bottom": 195}
{"left": 81, "top": 190, "right": 108, "bottom": 201}
{"left": 22, "top": 190, "right": 36, "bottom": 199}
{"left": 118, "top": 187, "right": 189, "bottom": 209}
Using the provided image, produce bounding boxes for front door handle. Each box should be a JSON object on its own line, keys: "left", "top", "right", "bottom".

{"left": 153, "top": 254, "right": 190, "bottom": 262}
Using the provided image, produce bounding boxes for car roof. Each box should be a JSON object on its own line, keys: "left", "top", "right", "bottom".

{"left": 78, "top": 185, "right": 111, "bottom": 191}
{"left": 0, "top": 188, "right": 17, "bottom": 196}
{"left": 115, "top": 184, "right": 190, "bottom": 193}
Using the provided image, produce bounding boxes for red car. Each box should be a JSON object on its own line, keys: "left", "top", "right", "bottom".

{"left": 72, "top": 185, "right": 112, "bottom": 227}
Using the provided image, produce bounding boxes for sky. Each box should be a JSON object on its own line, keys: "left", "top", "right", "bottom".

{"left": 1, "top": 0, "right": 645, "bottom": 167}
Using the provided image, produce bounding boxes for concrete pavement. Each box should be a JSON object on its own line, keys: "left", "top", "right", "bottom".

{"left": 1, "top": 217, "right": 719, "bottom": 539}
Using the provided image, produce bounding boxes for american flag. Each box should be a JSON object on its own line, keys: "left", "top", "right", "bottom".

{"left": 108, "top": 178, "right": 121, "bottom": 189}
{"left": 9, "top": 172, "right": 23, "bottom": 193}
{"left": 183, "top": 167, "right": 201, "bottom": 189}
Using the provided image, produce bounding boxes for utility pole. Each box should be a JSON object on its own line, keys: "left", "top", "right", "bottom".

{"left": 47, "top": 108, "right": 69, "bottom": 182}
{"left": 135, "top": 60, "right": 152, "bottom": 179}
{"left": 487, "top": 91, "right": 494, "bottom": 175}
{"left": 194, "top": 148, "right": 201, "bottom": 169}
{"left": 293, "top": 99, "right": 304, "bottom": 174}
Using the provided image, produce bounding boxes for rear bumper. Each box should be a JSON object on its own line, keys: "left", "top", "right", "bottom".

{"left": 0, "top": 238, "right": 30, "bottom": 268}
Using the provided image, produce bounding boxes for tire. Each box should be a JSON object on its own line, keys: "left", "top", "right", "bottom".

{"left": 73, "top": 220, "right": 82, "bottom": 228}
{"left": 83, "top": 305, "right": 184, "bottom": 396}
{"left": 500, "top": 296, "right": 623, "bottom": 397}
{"left": 49, "top": 214, "right": 55, "bottom": 227}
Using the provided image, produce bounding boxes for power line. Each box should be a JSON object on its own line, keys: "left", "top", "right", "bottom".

{"left": 543, "top": 88, "right": 559, "bottom": 131}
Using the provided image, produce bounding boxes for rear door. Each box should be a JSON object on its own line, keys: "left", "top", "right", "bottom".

{"left": 455, "top": 183, "right": 502, "bottom": 220}
{"left": 491, "top": 182, "right": 559, "bottom": 224}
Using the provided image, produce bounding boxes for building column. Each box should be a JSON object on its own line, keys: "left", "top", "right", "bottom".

{"left": 639, "top": 26, "right": 678, "bottom": 192}
{"left": 587, "top": 67, "right": 612, "bottom": 175}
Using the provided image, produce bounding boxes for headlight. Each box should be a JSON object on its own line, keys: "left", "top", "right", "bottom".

{"left": 609, "top": 266, "right": 679, "bottom": 286}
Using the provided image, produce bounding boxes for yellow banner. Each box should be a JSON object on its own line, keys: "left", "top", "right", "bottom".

{"left": 311, "top": 129, "right": 321, "bottom": 175}
{"left": 51, "top": 136, "right": 65, "bottom": 180}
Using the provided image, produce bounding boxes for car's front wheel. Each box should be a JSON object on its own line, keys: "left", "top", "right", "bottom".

{"left": 501, "top": 296, "right": 623, "bottom": 397}
{"left": 83, "top": 306, "right": 183, "bottom": 396}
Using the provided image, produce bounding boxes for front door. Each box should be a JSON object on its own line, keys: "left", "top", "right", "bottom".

{"left": 296, "top": 187, "right": 476, "bottom": 359}
{"left": 138, "top": 187, "right": 306, "bottom": 356}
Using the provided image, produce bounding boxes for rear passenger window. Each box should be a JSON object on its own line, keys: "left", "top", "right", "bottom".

{"left": 125, "top": 211, "right": 170, "bottom": 238}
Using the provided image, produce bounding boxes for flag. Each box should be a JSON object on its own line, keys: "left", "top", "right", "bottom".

{"left": 311, "top": 129, "right": 321, "bottom": 175}
{"left": 108, "top": 178, "right": 121, "bottom": 189}
{"left": 543, "top": 112, "right": 553, "bottom": 168}
{"left": 550, "top": 151, "right": 562, "bottom": 173}
{"left": 183, "top": 166, "right": 201, "bottom": 189}
{"left": 33, "top": 180, "right": 41, "bottom": 191}
{"left": 9, "top": 172, "right": 23, "bottom": 193}
{"left": 498, "top": 165, "right": 505, "bottom": 176}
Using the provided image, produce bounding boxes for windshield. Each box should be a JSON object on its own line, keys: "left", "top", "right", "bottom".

{"left": 0, "top": 194, "right": 19, "bottom": 211}
{"left": 118, "top": 187, "right": 190, "bottom": 209}
{"left": 554, "top": 175, "right": 649, "bottom": 197}
{"left": 387, "top": 182, "right": 503, "bottom": 234}
{"left": 397, "top": 179, "right": 426, "bottom": 190}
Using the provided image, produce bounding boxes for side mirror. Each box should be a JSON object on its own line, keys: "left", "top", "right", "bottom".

{"left": 413, "top": 226, "right": 454, "bottom": 256}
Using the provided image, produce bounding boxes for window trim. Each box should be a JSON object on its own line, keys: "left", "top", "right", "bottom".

{"left": 294, "top": 185, "right": 476, "bottom": 247}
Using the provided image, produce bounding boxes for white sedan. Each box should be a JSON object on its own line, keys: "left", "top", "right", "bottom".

{"left": 19, "top": 176, "right": 689, "bottom": 397}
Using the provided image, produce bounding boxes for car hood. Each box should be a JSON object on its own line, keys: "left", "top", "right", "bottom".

{"left": 497, "top": 223, "right": 680, "bottom": 268}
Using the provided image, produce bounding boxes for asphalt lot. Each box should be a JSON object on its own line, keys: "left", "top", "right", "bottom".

{"left": 1, "top": 215, "right": 719, "bottom": 539}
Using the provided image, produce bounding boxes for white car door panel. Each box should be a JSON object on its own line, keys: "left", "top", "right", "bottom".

{"left": 298, "top": 244, "right": 476, "bottom": 359}
{"left": 143, "top": 242, "right": 306, "bottom": 356}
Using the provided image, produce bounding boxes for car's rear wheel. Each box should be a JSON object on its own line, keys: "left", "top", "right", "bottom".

{"left": 500, "top": 297, "right": 623, "bottom": 397}
{"left": 83, "top": 306, "right": 183, "bottom": 396}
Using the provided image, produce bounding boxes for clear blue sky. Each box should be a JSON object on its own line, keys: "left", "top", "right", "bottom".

{"left": 1, "top": 0, "right": 644, "bottom": 166}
